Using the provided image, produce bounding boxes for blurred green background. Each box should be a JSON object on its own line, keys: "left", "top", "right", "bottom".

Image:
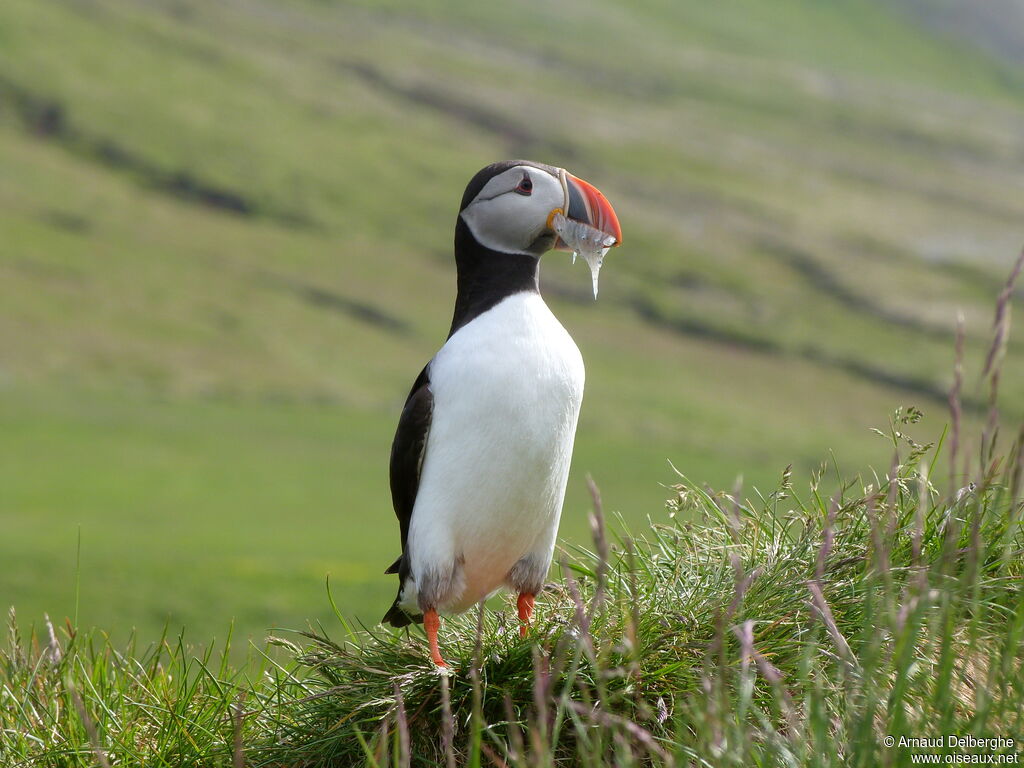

{"left": 1, "top": 0, "right": 1022, "bottom": 647}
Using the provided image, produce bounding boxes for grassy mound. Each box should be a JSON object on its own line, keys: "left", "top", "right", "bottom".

{"left": 4, "top": 412, "right": 1021, "bottom": 766}
{"left": 257, "top": 413, "right": 1023, "bottom": 766}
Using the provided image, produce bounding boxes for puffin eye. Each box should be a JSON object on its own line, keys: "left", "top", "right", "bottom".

{"left": 514, "top": 174, "right": 533, "bottom": 196}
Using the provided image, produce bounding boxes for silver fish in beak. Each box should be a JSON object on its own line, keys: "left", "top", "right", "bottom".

{"left": 548, "top": 169, "right": 623, "bottom": 299}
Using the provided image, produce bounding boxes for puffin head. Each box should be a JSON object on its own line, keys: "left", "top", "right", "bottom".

{"left": 458, "top": 160, "right": 622, "bottom": 257}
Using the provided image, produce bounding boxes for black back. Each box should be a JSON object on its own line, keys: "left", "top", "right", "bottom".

{"left": 382, "top": 365, "right": 432, "bottom": 627}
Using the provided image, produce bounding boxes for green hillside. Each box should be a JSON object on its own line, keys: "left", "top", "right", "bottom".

{"left": 1, "top": 0, "right": 1022, "bottom": 644}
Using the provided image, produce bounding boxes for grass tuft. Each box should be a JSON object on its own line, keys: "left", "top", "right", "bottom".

{"left": 254, "top": 410, "right": 1023, "bottom": 765}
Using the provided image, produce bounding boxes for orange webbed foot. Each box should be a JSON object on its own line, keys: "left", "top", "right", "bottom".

{"left": 424, "top": 609, "right": 448, "bottom": 668}
{"left": 517, "top": 593, "right": 535, "bottom": 638}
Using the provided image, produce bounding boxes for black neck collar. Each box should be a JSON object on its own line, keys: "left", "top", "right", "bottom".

{"left": 447, "top": 217, "right": 540, "bottom": 338}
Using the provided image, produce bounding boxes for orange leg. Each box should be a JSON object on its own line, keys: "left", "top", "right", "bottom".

{"left": 517, "top": 593, "right": 536, "bottom": 638}
{"left": 424, "top": 609, "right": 447, "bottom": 668}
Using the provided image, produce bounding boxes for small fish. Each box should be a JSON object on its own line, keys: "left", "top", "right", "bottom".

{"left": 551, "top": 211, "right": 616, "bottom": 299}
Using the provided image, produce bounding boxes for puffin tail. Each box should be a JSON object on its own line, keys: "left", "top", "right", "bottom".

{"left": 382, "top": 554, "right": 422, "bottom": 627}
{"left": 382, "top": 596, "right": 421, "bottom": 627}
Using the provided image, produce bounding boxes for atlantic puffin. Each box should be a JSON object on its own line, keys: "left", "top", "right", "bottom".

{"left": 382, "top": 160, "right": 622, "bottom": 667}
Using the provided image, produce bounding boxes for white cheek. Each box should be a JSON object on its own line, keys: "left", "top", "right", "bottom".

{"left": 461, "top": 196, "right": 538, "bottom": 254}
{"left": 460, "top": 181, "right": 564, "bottom": 255}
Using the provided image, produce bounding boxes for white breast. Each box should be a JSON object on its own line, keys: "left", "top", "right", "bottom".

{"left": 403, "top": 291, "right": 585, "bottom": 614}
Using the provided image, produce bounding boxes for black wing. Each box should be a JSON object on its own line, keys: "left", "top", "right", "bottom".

{"left": 382, "top": 365, "right": 433, "bottom": 626}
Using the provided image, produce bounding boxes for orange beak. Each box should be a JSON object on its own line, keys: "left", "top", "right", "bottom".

{"left": 557, "top": 172, "right": 623, "bottom": 248}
